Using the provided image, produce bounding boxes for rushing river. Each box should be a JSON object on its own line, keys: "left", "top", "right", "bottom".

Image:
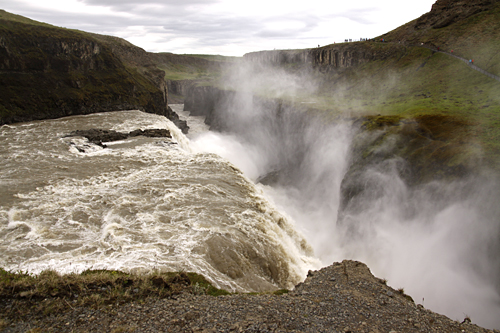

{"left": 0, "top": 107, "right": 318, "bottom": 292}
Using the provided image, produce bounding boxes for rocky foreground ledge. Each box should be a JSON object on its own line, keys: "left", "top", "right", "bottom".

{"left": 1, "top": 260, "right": 497, "bottom": 333}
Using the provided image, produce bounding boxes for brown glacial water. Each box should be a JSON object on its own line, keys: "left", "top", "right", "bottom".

{"left": 0, "top": 108, "right": 318, "bottom": 292}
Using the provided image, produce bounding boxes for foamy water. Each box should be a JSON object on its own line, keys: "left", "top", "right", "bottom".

{"left": 0, "top": 109, "right": 318, "bottom": 292}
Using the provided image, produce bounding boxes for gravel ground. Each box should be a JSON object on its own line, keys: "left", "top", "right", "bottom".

{"left": 1, "top": 260, "right": 498, "bottom": 333}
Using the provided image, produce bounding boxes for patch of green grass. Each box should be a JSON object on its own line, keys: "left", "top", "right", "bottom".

{"left": 273, "top": 289, "right": 289, "bottom": 295}
{"left": 383, "top": 1, "right": 500, "bottom": 76}
{"left": 0, "top": 9, "right": 56, "bottom": 28}
{"left": 0, "top": 268, "right": 230, "bottom": 320}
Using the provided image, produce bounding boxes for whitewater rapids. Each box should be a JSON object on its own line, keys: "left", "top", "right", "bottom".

{"left": 0, "top": 109, "right": 319, "bottom": 292}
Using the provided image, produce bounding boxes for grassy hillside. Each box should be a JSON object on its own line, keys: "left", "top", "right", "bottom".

{"left": 0, "top": 9, "right": 56, "bottom": 28}
{"left": 382, "top": 1, "right": 500, "bottom": 76}
{"left": 155, "top": 53, "right": 238, "bottom": 81}
{"left": 239, "top": 3, "right": 500, "bottom": 170}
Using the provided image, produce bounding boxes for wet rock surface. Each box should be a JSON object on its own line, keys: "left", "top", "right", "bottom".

{"left": 1, "top": 261, "right": 497, "bottom": 333}
{"left": 66, "top": 128, "right": 172, "bottom": 147}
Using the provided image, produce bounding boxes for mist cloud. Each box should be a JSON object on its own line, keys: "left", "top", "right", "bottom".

{"left": 186, "top": 59, "right": 500, "bottom": 329}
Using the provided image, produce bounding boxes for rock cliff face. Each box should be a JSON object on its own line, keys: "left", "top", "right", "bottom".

{"left": 166, "top": 80, "right": 202, "bottom": 103}
{"left": 0, "top": 13, "right": 186, "bottom": 132}
{"left": 184, "top": 86, "right": 220, "bottom": 124}
{"left": 310, "top": 43, "right": 406, "bottom": 71}
{"left": 184, "top": 85, "right": 319, "bottom": 184}
{"left": 337, "top": 114, "right": 482, "bottom": 222}
{"left": 243, "top": 43, "right": 406, "bottom": 71}
{"left": 243, "top": 50, "right": 311, "bottom": 65}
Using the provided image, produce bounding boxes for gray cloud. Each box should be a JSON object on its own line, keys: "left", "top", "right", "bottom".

{"left": 341, "top": 8, "right": 378, "bottom": 25}
{"left": 0, "top": 0, "right": 435, "bottom": 55}
{"left": 255, "top": 30, "right": 298, "bottom": 38}
{"left": 77, "top": 0, "right": 219, "bottom": 11}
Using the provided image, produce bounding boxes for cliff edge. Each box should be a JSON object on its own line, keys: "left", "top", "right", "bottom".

{"left": 1, "top": 261, "right": 497, "bottom": 332}
{"left": 0, "top": 10, "right": 186, "bottom": 132}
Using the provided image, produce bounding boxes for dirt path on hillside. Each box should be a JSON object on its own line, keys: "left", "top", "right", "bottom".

{"left": 419, "top": 44, "right": 500, "bottom": 82}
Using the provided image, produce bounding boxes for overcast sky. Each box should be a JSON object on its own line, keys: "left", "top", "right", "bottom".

{"left": 1, "top": 0, "right": 436, "bottom": 56}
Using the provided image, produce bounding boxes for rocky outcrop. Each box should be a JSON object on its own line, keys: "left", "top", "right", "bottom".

{"left": 166, "top": 79, "right": 202, "bottom": 103}
{"left": 66, "top": 128, "right": 172, "bottom": 147}
{"left": 415, "top": 0, "right": 499, "bottom": 30}
{"left": 337, "top": 114, "right": 482, "bottom": 220}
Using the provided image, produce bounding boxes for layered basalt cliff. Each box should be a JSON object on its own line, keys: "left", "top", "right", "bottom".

{"left": 310, "top": 43, "right": 406, "bottom": 71}
{"left": 184, "top": 85, "right": 320, "bottom": 185}
{"left": 166, "top": 79, "right": 202, "bottom": 103}
{"left": 0, "top": 12, "right": 186, "bottom": 132}
{"left": 243, "top": 42, "right": 406, "bottom": 72}
{"left": 243, "top": 49, "right": 311, "bottom": 65}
